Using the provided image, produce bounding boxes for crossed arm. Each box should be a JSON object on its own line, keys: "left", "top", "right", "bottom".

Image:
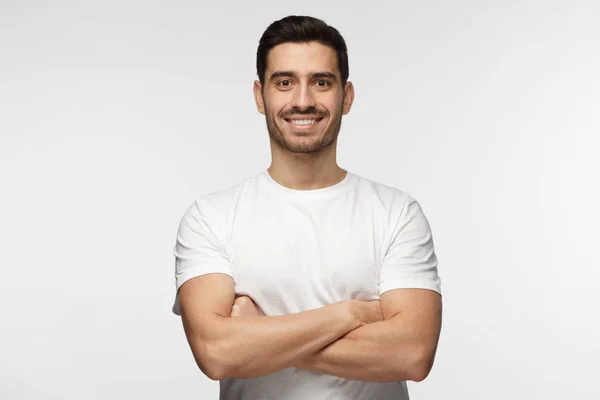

{"left": 178, "top": 273, "right": 442, "bottom": 382}
{"left": 291, "top": 288, "right": 441, "bottom": 382}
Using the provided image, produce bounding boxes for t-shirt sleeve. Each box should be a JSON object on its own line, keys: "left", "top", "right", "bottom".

{"left": 172, "top": 198, "right": 233, "bottom": 315}
{"left": 379, "top": 196, "right": 442, "bottom": 296}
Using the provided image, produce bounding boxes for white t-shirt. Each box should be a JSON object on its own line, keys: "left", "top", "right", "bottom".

{"left": 172, "top": 170, "right": 441, "bottom": 400}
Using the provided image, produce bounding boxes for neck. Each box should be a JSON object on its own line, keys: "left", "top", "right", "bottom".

{"left": 268, "top": 140, "right": 346, "bottom": 190}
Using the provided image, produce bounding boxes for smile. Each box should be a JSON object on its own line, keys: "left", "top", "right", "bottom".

{"left": 284, "top": 117, "right": 324, "bottom": 128}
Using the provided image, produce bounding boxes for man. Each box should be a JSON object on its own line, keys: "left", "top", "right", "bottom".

{"left": 172, "top": 15, "right": 442, "bottom": 400}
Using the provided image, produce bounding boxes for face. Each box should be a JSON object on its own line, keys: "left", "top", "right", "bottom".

{"left": 254, "top": 41, "right": 354, "bottom": 155}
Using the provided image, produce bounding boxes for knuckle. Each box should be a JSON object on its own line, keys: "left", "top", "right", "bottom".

{"left": 238, "top": 297, "right": 250, "bottom": 305}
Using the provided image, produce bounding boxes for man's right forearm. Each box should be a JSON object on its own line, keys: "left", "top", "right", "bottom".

{"left": 195, "top": 301, "right": 359, "bottom": 380}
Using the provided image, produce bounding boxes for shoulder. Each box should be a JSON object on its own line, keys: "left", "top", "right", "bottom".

{"left": 181, "top": 172, "right": 263, "bottom": 223}
{"left": 349, "top": 172, "right": 418, "bottom": 213}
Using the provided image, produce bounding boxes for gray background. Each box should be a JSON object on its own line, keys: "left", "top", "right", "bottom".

{"left": 1, "top": 0, "right": 599, "bottom": 399}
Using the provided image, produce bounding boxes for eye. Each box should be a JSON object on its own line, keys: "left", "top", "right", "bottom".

{"left": 278, "top": 80, "right": 292, "bottom": 87}
{"left": 315, "top": 80, "right": 331, "bottom": 88}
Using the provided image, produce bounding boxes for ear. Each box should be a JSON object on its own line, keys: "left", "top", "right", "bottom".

{"left": 253, "top": 80, "right": 265, "bottom": 115}
{"left": 342, "top": 81, "right": 355, "bottom": 115}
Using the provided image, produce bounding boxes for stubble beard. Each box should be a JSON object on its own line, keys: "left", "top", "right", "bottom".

{"left": 265, "top": 104, "right": 343, "bottom": 156}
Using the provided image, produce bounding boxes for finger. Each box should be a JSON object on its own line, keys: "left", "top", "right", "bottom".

{"left": 241, "top": 303, "right": 260, "bottom": 316}
{"left": 234, "top": 296, "right": 250, "bottom": 307}
{"left": 237, "top": 296, "right": 253, "bottom": 306}
{"left": 231, "top": 304, "right": 240, "bottom": 317}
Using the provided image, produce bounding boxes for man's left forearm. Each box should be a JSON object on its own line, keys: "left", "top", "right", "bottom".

{"left": 295, "top": 318, "right": 434, "bottom": 382}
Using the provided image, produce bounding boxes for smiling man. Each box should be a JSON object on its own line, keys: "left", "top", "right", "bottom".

{"left": 172, "top": 15, "right": 442, "bottom": 400}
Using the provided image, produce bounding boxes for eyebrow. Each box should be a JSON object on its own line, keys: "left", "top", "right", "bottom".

{"left": 269, "top": 71, "right": 338, "bottom": 82}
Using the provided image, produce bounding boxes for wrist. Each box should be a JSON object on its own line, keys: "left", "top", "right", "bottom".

{"left": 341, "top": 299, "right": 361, "bottom": 330}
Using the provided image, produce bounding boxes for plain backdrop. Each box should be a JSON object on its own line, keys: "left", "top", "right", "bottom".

{"left": 1, "top": 0, "right": 599, "bottom": 399}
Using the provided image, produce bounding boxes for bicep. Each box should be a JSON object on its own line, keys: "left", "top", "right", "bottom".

{"left": 173, "top": 198, "right": 235, "bottom": 327}
{"left": 178, "top": 272, "right": 235, "bottom": 342}
{"left": 380, "top": 288, "right": 442, "bottom": 380}
{"left": 380, "top": 288, "right": 442, "bottom": 345}
{"left": 178, "top": 273, "right": 235, "bottom": 376}
{"left": 172, "top": 199, "right": 236, "bottom": 378}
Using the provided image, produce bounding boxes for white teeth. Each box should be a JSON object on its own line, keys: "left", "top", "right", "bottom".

{"left": 291, "top": 119, "right": 317, "bottom": 125}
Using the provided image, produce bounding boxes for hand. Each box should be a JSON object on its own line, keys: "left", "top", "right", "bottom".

{"left": 230, "top": 295, "right": 261, "bottom": 317}
{"left": 350, "top": 299, "right": 384, "bottom": 327}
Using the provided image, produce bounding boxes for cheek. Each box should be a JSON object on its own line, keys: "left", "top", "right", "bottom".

{"left": 317, "top": 94, "right": 343, "bottom": 113}
{"left": 265, "top": 92, "right": 289, "bottom": 110}
{"left": 267, "top": 103, "right": 287, "bottom": 120}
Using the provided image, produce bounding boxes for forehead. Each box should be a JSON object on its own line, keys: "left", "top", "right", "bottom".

{"left": 266, "top": 41, "right": 339, "bottom": 78}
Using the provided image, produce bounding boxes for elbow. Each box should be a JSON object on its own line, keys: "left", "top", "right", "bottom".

{"left": 203, "top": 367, "right": 226, "bottom": 382}
{"left": 410, "top": 366, "right": 431, "bottom": 383}
{"left": 193, "top": 341, "right": 234, "bottom": 381}
{"left": 404, "top": 346, "right": 436, "bottom": 383}
{"left": 203, "top": 363, "right": 228, "bottom": 382}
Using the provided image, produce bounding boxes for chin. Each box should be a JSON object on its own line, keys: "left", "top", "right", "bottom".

{"left": 285, "top": 135, "right": 337, "bottom": 154}
{"left": 267, "top": 118, "right": 338, "bottom": 154}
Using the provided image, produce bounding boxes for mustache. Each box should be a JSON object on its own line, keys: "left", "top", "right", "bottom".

{"left": 281, "top": 107, "right": 326, "bottom": 118}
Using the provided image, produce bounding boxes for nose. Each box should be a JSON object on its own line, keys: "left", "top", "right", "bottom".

{"left": 291, "top": 84, "right": 316, "bottom": 110}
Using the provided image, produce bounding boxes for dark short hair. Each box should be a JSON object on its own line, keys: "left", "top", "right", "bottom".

{"left": 256, "top": 16, "right": 349, "bottom": 86}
